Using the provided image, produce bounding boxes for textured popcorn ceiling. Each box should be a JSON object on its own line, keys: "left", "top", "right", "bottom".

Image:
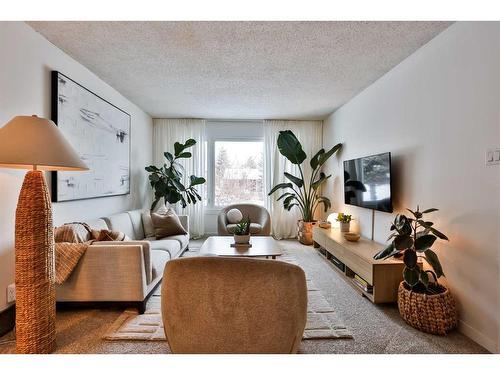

{"left": 28, "top": 21, "right": 451, "bottom": 119}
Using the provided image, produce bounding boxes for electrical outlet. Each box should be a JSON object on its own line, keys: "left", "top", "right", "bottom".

{"left": 7, "top": 283, "right": 15, "bottom": 303}
{"left": 485, "top": 148, "right": 500, "bottom": 166}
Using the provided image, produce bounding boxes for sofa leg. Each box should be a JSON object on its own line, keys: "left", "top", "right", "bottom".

{"left": 135, "top": 300, "right": 147, "bottom": 314}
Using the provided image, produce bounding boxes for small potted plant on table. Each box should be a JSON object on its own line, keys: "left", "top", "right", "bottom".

{"left": 374, "top": 206, "right": 458, "bottom": 335}
{"left": 336, "top": 213, "right": 352, "bottom": 232}
{"left": 233, "top": 217, "right": 251, "bottom": 245}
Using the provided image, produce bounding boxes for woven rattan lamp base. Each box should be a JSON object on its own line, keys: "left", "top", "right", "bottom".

{"left": 15, "top": 170, "right": 56, "bottom": 353}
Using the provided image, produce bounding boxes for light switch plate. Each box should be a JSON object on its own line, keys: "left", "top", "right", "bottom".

{"left": 485, "top": 148, "right": 500, "bottom": 166}
{"left": 7, "top": 283, "right": 15, "bottom": 303}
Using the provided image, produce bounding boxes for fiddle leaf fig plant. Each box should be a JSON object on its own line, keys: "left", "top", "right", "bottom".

{"left": 373, "top": 206, "right": 449, "bottom": 294}
{"left": 145, "top": 139, "right": 206, "bottom": 210}
{"left": 268, "top": 130, "right": 342, "bottom": 222}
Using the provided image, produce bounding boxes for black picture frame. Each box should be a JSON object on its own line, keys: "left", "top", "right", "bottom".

{"left": 51, "top": 71, "right": 131, "bottom": 202}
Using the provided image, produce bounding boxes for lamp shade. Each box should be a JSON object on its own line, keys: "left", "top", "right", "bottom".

{"left": 0, "top": 115, "right": 88, "bottom": 171}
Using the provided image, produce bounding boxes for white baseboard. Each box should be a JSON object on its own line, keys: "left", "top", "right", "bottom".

{"left": 458, "top": 319, "right": 497, "bottom": 353}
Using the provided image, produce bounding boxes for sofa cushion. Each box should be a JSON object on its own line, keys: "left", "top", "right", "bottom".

{"left": 226, "top": 223, "right": 262, "bottom": 235}
{"left": 151, "top": 249, "right": 171, "bottom": 281}
{"left": 127, "top": 209, "right": 146, "bottom": 240}
{"left": 142, "top": 211, "right": 155, "bottom": 238}
{"left": 166, "top": 234, "right": 189, "bottom": 251}
{"left": 149, "top": 238, "right": 181, "bottom": 259}
{"left": 104, "top": 212, "right": 135, "bottom": 240}
{"left": 151, "top": 210, "right": 188, "bottom": 239}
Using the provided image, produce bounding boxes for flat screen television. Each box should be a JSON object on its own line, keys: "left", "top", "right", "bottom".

{"left": 343, "top": 152, "right": 393, "bottom": 213}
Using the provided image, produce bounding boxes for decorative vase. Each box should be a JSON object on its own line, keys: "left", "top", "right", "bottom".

{"left": 297, "top": 220, "right": 317, "bottom": 245}
{"left": 397, "top": 281, "right": 458, "bottom": 335}
{"left": 340, "top": 222, "right": 350, "bottom": 232}
{"left": 234, "top": 234, "right": 250, "bottom": 244}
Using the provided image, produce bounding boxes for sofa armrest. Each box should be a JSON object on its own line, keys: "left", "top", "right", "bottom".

{"left": 178, "top": 215, "right": 189, "bottom": 236}
{"left": 56, "top": 243, "right": 149, "bottom": 302}
{"left": 93, "top": 241, "right": 152, "bottom": 284}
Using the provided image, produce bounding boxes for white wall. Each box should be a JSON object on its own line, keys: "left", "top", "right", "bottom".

{"left": 0, "top": 22, "right": 153, "bottom": 313}
{"left": 322, "top": 22, "right": 500, "bottom": 352}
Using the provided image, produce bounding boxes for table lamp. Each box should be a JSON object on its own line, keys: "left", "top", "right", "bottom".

{"left": 0, "top": 115, "right": 88, "bottom": 353}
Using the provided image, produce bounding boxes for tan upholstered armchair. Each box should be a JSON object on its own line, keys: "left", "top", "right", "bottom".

{"left": 161, "top": 257, "right": 307, "bottom": 353}
{"left": 217, "top": 203, "right": 271, "bottom": 236}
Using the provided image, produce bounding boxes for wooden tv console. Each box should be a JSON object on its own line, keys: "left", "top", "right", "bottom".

{"left": 313, "top": 227, "right": 406, "bottom": 304}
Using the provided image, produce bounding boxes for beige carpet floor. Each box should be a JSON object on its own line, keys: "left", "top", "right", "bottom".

{"left": 0, "top": 239, "right": 489, "bottom": 354}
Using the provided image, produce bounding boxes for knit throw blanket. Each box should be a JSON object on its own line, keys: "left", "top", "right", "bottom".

{"left": 54, "top": 223, "right": 127, "bottom": 284}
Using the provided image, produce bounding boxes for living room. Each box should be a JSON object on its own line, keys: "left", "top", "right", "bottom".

{"left": 1, "top": 0, "right": 499, "bottom": 372}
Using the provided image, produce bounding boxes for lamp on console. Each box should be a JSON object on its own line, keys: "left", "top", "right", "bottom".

{"left": 0, "top": 115, "right": 88, "bottom": 353}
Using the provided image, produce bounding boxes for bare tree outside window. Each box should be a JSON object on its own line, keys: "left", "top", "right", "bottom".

{"left": 214, "top": 141, "right": 264, "bottom": 207}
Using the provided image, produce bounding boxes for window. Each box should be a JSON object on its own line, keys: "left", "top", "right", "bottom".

{"left": 213, "top": 141, "right": 264, "bottom": 207}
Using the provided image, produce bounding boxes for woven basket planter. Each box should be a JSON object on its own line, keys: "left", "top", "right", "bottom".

{"left": 397, "top": 282, "right": 458, "bottom": 335}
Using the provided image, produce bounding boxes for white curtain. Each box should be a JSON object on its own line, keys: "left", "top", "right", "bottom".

{"left": 153, "top": 119, "right": 206, "bottom": 238}
{"left": 264, "top": 120, "right": 323, "bottom": 239}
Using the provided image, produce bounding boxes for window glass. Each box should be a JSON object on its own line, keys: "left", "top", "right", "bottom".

{"left": 214, "top": 141, "right": 264, "bottom": 207}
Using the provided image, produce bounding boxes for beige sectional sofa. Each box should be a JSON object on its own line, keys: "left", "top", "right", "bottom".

{"left": 56, "top": 208, "right": 189, "bottom": 313}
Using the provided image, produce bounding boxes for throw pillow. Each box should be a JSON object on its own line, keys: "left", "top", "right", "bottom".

{"left": 151, "top": 209, "right": 188, "bottom": 239}
{"left": 226, "top": 208, "right": 243, "bottom": 224}
{"left": 142, "top": 204, "right": 169, "bottom": 238}
{"left": 90, "top": 229, "right": 128, "bottom": 242}
{"left": 54, "top": 222, "right": 92, "bottom": 243}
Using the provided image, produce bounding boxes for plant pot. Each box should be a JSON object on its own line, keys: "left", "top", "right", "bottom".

{"left": 397, "top": 281, "right": 458, "bottom": 335}
{"left": 234, "top": 234, "right": 250, "bottom": 244}
{"left": 340, "top": 222, "right": 350, "bottom": 232}
{"left": 297, "top": 220, "right": 317, "bottom": 245}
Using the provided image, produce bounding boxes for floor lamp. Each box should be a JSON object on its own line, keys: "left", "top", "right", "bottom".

{"left": 0, "top": 115, "right": 88, "bottom": 354}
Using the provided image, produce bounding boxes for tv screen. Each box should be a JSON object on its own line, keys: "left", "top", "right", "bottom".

{"left": 343, "top": 152, "right": 393, "bottom": 213}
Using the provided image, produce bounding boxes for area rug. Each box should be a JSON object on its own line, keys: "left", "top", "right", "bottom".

{"left": 103, "top": 250, "right": 352, "bottom": 341}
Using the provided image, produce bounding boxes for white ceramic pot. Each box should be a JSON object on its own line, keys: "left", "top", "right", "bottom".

{"left": 234, "top": 234, "right": 250, "bottom": 244}
{"left": 340, "top": 222, "right": 350, "bottom": 232}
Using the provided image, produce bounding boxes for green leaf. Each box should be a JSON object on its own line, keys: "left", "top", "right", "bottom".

{"left": 189, "top": 175, "right": 206, "bottom": 186}
{"left": 373, "top": 243, "right": 396, "bottom": 260}
{"left": 422, "top": 208, "right": 438, "bottom": 214}
{"left": 268, "top": 182, "right": 293, "bottom": 195}
{"left": 403, "top": 250, "right": 417, "bottom": 268}
{"left": 317, "top": 143, "right": 342, "bottom": 166}
{"left": 429, "top": 227, "right": 449, "bottom": 241}
{"left": 285, "top": 203, "right": 298, "bottom": 211}
{"left": 277, "top": 130, "right": 307, "bottom": 165}
{"left": 150, "top": 198, "right": 160, "bottom": 211}
{"left": 315, "top": 196, "right": 331, "bottom": 212}
{"left": 403, "top": 267, "right": 420, "bottom": 287}
{"left": 394, "top": 235, "right": 413, "bottom": 250}
{"left": 284, "top": 172, "right": 303, "bottom": 188}
{"left": 277, "top": 192, "right": 294, "bottom": 201}
{"left": 310, "top": 149, "right": 325, "bottom": 170}
{"left": 145, "top": 165, "right": 159, "bottom": 173}
{"left": 164, "top": 152, "right": 174, "bottom": 162}
{"left": 420, "top": 270, "right": 429, "bottom": 288}
{"left": 414, "top": 234, "right": 437, "bottom": 251}
{"left": 311, "top": 172, "right": 331, "bottom": 190}
{"left": 184, "top": 139, "right": 196, "bottom": 148}
{"left": 424, "top": 249, "right": 444, "bottom": 278}
{"left": 283, "top": 195, "right": 296, "bottom": 207}
{"left": 176, "top": 152, "right": 192, "bottom": 159}
{"left": 165, "top": 190, "right": 182, "bottom": 205}
{"left": 173, "top": 142, "right": 184, "bottom": 156}
{"left": 407, "top": 208, "right": 422, "bottom": 219}
{"left": 171, "top": 179, "right": 186, "bottom": 192}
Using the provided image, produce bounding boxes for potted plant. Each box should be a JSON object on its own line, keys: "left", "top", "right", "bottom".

{"left": 373, "top": 206, "right": 458, "bottom": 335}
{"left": 145, "top": 139, "right": 206, "bottom": 210}
{"left": 336, "top": 213, "right": 352, "bottom": 232}
{"left": 268, "top": 130, "right": 342, "bottom": 245}
{"left": 233, "top": 217, "right": 251, "bottom": 244}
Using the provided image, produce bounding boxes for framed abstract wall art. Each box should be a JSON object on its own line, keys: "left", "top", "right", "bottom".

{"left": 51, "top": 71, "right": 131, "bottom": 202}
